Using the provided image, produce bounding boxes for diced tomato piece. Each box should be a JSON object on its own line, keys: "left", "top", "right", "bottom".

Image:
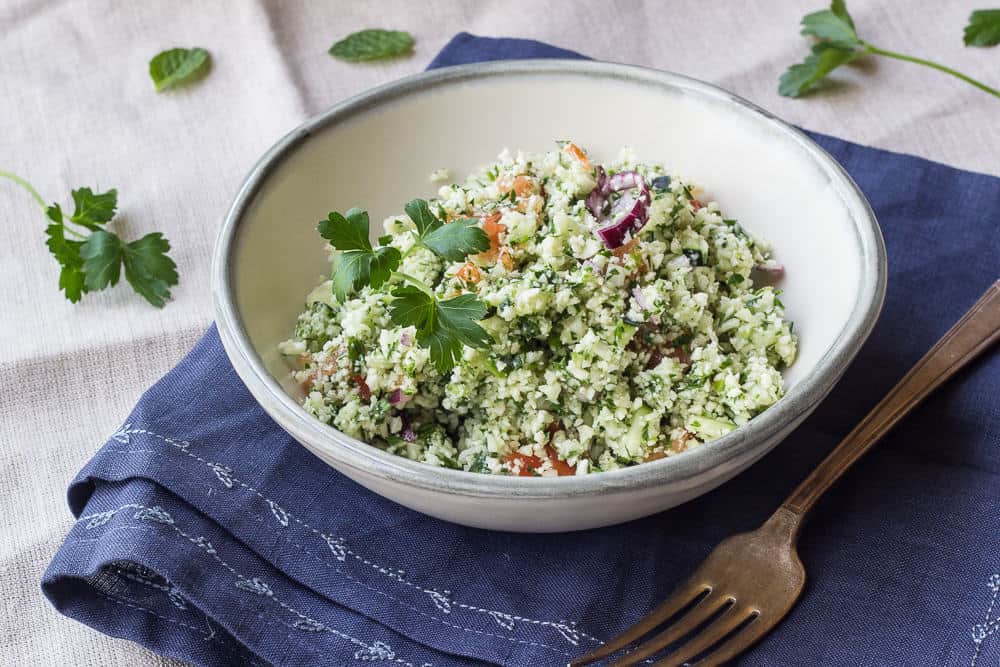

{"left": 504, "top": 452, "right": 544, "bottom": 477}
{"left": 644, "top": 450, "right": 667, "bottom": 462}
{"left": 544, "top": 445, "right": 577, "bottom": 476}
{"left": 455, "top": 261, "right": 482, "bottom": 284}
{"left": 479, "top": 212, "right": 507, "bottom": 261}
{"left": 563, "top": 142, "right": 591, "bottom": 170}
{"left": 612, "top": 237, "right": 639, "bottom": 258}
{"left": 497, "top": 247, "right": 514, "bottom": 271}
{"left": 513, "top": 175, "right": 537, "bottom": 198}
{"left": 690, "top": 199, "right": 704, "bottom": 212}
{"left": 668, "top": 346, "right": 691, "bottom": 366}
{"left": 671, "top": 430, "right": 694, "bottom": 453}
{"left": 350, "top": 374, "right": 371, "bottom": 402}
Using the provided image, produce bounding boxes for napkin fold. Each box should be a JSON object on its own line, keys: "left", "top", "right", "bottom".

{"left": 43, "top": 33, "right": 1000, "bottom": 667}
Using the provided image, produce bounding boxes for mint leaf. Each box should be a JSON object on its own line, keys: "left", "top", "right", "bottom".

{"left": 80, "top": 230, "right": 124, "bottom": 291}
{"left": 70, "top": 187, "right": 117, "bottom": 230}
{"left": 964, "top": 9, "right": 1000, "bottom": 46}
{"left": 329, "top": 29, "right": 414, "bottom": 62}
{"left": 388, "top": 287, "right": 490, "bottom": 372}
{"left": 149, "top": 48, "right": 211, "bottom": 91}
{"left": 779, "top": 42, "right": 865, "bottom": 97}
{"left": 122, "top": 233, "right": 179, "bottom": 308}
{"left": 318, "top": 208, "right": 373, "bottom": 252}
{"left": 422, "top": 217, "right": 490, "bottom": 262}
{"left": 404, "top": 198, "right": 441, "bottom": 236}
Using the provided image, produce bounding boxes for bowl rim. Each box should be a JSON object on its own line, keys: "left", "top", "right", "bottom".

{"left": 212, "top": 58, "right": 887, "bottom": 500}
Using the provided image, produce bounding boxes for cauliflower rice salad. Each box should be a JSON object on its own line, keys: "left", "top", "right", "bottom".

{"left": 280, "top": 143, "right": 796, "bottom": 476}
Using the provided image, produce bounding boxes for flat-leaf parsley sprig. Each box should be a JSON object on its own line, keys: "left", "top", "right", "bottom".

{"left": 317, "top": 199, "right": 491, "bottom": 372}
{"left": 1, "top": 171, "right": 178, "bottom": 307}
{"left": 964, "top": 10, "right": 1000, "bottom": 47}
{"left": 780, "top": 0, "right": 1000, "bottom": 99}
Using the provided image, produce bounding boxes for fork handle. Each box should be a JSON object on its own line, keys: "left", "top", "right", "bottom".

{"left": 781, "top": 279, "right": 1000, "bottom": 519}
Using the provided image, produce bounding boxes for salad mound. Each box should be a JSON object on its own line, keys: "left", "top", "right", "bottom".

{"left": 280, "top": 143, "right": 796, "bottom": 476}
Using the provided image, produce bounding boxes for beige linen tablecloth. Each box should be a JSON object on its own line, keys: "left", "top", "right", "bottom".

{"left": 1, "top": 1, "right": 996, "bottom": 664}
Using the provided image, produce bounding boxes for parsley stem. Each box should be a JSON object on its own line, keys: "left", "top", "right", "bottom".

{"left": 394, "top": 271, "right": 435, "bottom": 298}
{"left": 862, "top": 42, "right": 1000, "bottom": 99}
{"left": 401, "top": 240, "right": 421, "bottom": 260}
{"left": 0, "top": 170, "right": 47, "bottom": 209}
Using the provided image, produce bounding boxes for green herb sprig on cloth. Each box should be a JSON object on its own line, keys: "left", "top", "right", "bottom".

{"left": 149, "top": 47, "right": 212, "bottom": 91}
{"left": 964, "top": 9, "right": 1000, "bottom": 47}
{"left": 317, "top": 199, "right": 491, "bottom": 372}
{"left": 780, "top": 1, "right": 1000, "bottom": 99}
{"left": 1, "top": 171, "right": 178, "bottom": 307}
{"left": 329, "top": 29, "right": 414, "bottom": 61}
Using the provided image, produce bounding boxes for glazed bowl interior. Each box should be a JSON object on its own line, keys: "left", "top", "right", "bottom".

{"left": 214, "top": 60, "right": 884, "bottom": 524}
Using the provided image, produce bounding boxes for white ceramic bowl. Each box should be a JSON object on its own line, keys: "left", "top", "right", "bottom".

{"left": 212, "top": 60, "right": 886, "bottom": 532}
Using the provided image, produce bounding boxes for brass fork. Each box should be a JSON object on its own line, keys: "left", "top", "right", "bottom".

{"left": 571, "top": 279, "right": 1000, "bottom": 667}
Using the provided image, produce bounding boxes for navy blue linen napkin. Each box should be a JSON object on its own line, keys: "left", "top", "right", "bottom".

{"left": 43, "top": 33, "right": 1000, "bottom": 667}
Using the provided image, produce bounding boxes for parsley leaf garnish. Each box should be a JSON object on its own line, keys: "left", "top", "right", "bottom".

{"left": 781, "top": 1, "right": 1000, "bottom": 99}
{"left": 402, "top": 198, "right": 489, "bottom": 260}
{"left": 801, "top": 0, "right": 858, "bottom": 45}
{"left": 44, "top": 218, "right": 87, "bottom": 302}
{"left": 422, "top": 217, "right": 491, "bottom": 261}
{"left": 80, "top": 230, "right": 124, "bottom": 290}
{"left": 389, "top": 287, "right": 491, "bottom": 373}
{"left": 779, "top": 42, "right": 865, "bottom": 97}
{"left": 70, "top": 187, "right": 118, "bottom": 229}
{"left": 329, "top": 29, "right": 414, "bottom": 62}
{"left": 319, "top": 208, "right": 402, "bottom": 301}
{"left": 121, "top": 233, "right": 180, "bottom": 308}
{"left": 316, "top": 200, "right": 492, "bottom": 372}
{"left": 964, "top": 10, "right": 1000, "bottom": 47}
{"left": 1, "top": 171, "right": 178, "bottom": 306}
{"left": 149, "top": 48, "right": 212, "bottom": 92}
{"left": 318, "top": 207, "right": 372, "bottom": 251}
{"left": 404, "top": 198, "right": 440, "bottom": 235}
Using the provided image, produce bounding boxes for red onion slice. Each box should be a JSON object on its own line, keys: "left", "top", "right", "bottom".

{"left": 587, "top": 170, "right": 652, "bottom": 248}
{"left": 586, "top": 166, "right": 608, "bottom": 218}
{"left": 753, "top": 262, "right": 785, "bottom": 278}
{"left": 389, "top": 388, "right": 411, "bottom": 407}
{"left": 596, "top": 191, "right": 649, "bottom": 248}
{"left": 607, "top": 172, "right": 650, "bottom": 204}
{"left": 400, "top": 414, "right": 417, "bottom": 442}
